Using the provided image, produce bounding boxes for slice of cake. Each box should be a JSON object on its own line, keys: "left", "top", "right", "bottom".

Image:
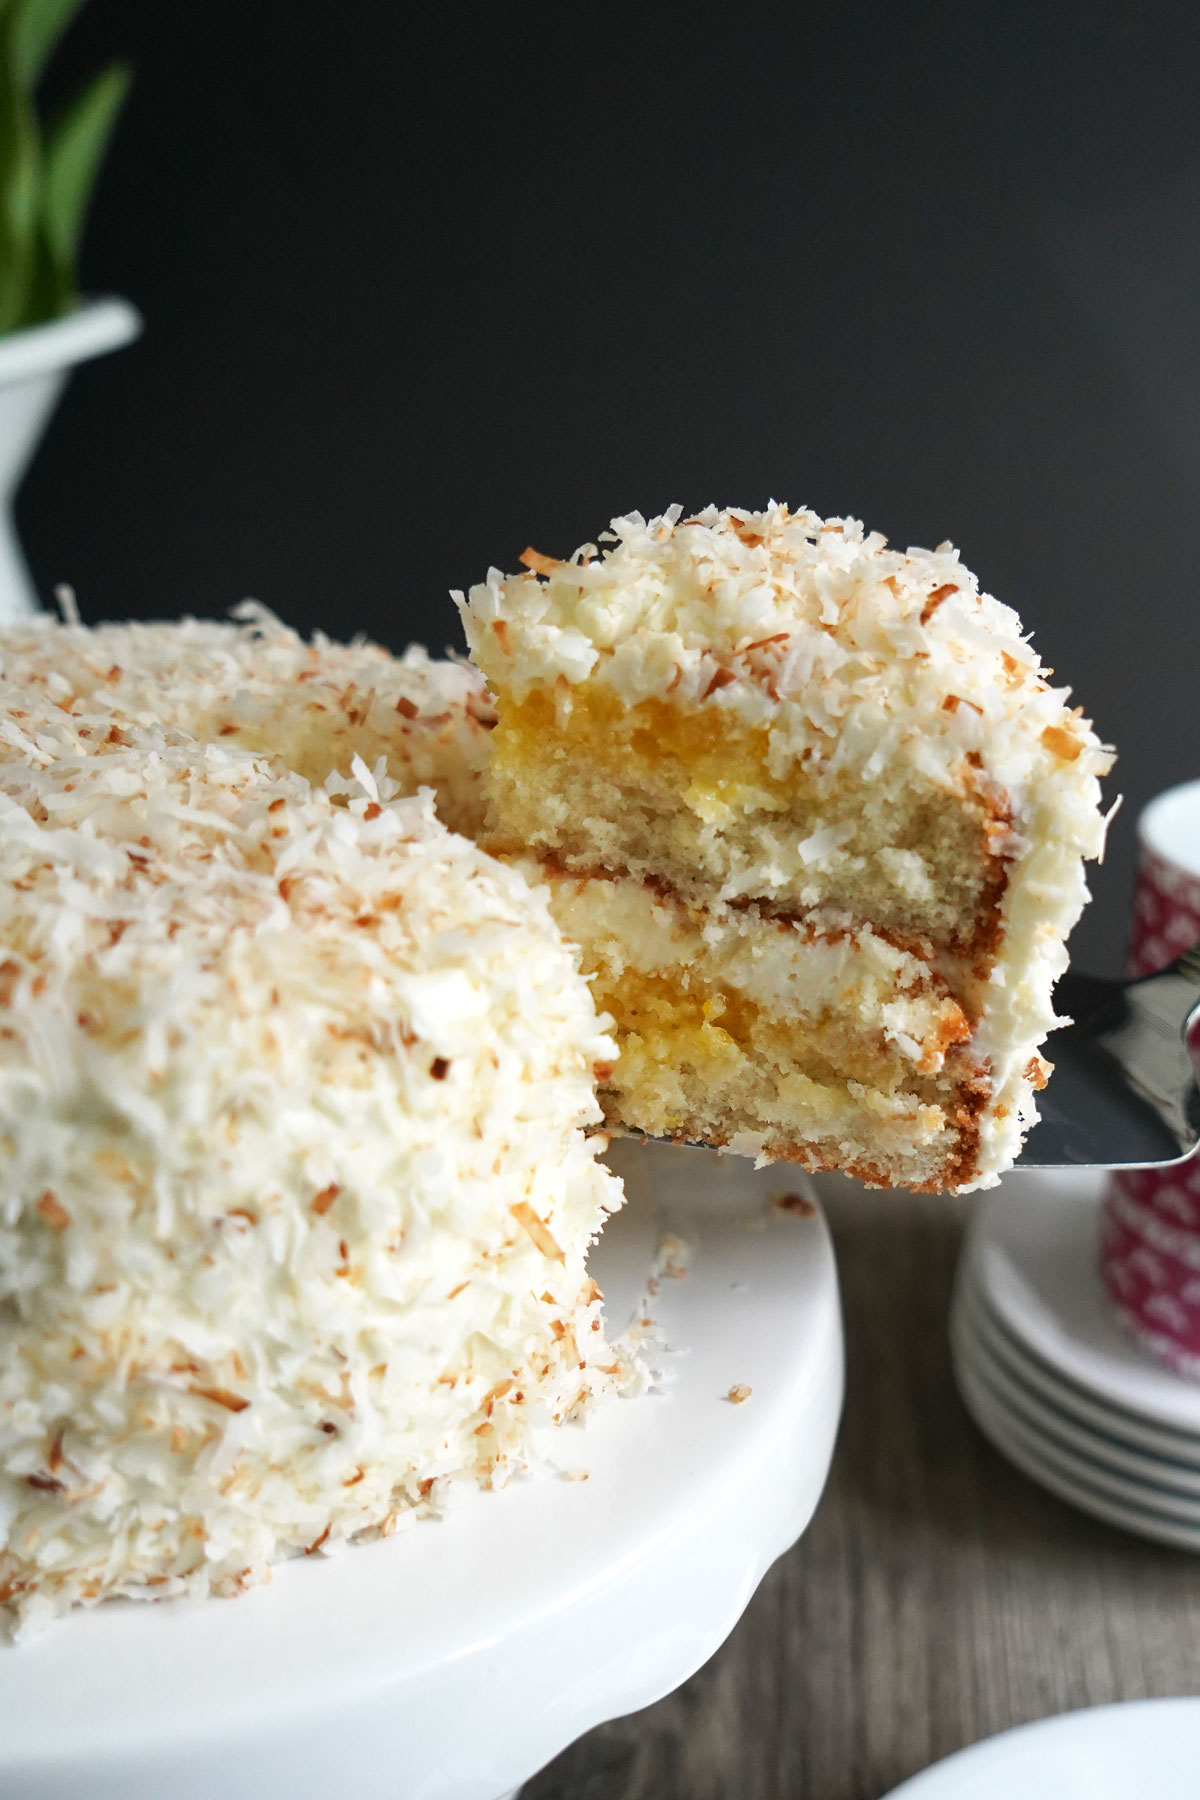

{"left": 459, "top": 503, "right": 1115, "bottom": 1192}
{"left": 0, "top": 616, "right": 622, "bottom": 1636}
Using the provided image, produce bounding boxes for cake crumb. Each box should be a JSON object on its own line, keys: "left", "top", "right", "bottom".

{"left": 725, "top": 1384, "right": 752, "bottom": 1405}
{"left": 655, "top": 1231, "right": 690, "bottom": 1280}
{"left": 772, "top": 1190, "right": 818, "bottom": 1219}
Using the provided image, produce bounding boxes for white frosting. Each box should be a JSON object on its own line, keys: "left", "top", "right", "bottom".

{"left": 0, "top": 617, "right": 625, "bottom": 1636}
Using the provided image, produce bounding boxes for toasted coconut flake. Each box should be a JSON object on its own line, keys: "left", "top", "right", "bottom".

{"left": 35, "top": 1191, "right": 70, "bottom": 1232}
{"left": 189, "top": 1386, "right": 250, "bottom": 1414}
{"left": 0, "top": 958, "right": 19, "bottom": 1006}
{"left": 511, "top": 1200, "right": 566, "bottom": 1262}
{"left": 725, "top": 1384, "right": 752, "bottom": 1404}
{"left": 920, "top": 583, "right": 958, "bottom": 624}
{"left": 519, "top": 547, "right": 564, "bottom": 577}
{"left": 702, "top": 665, "right": 737, "bottom": 699}
{"left": 1041, "top": 723, "right": 1083, "bottom": 762}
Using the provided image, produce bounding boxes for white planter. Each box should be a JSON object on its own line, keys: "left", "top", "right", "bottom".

{"left": 0, "top": 296, "right": 141, "bottom": 622}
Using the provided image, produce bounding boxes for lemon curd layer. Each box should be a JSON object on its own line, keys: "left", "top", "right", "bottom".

{"left": 584, "top": 963, "right": 968, "bottom": 1187}
{"left": 590, "top": 963, "right": 940, "bottom": 1100}
{"left": 496, "top": 687, "right": 789, "bottom": 815}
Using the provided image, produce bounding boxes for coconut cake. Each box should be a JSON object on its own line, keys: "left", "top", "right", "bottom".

{"left": 458, "top": 503, "right": 1115, "bottom": 1192}
{"left": 0, "top": 612, "right": 624, "bottom": 1637}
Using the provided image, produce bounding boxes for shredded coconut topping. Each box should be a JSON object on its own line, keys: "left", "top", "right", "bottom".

{"left": 0, "top": 614, "right": 626, "bottom": 1637}
{"left": 0, "top": 602, "right": 495, "bottom": 837}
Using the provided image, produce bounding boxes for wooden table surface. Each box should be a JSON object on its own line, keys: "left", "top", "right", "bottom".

{"left": 526, "top": 1184, "right": 1200, "bottom": 1800}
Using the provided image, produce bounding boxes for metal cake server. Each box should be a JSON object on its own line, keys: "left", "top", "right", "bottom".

{"left": 1018, "top": 944, "right": 1200, "bottom": 1170}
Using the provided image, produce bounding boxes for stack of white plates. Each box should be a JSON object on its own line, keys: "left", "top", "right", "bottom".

{"left": 951, "top": 1168, "right": 1200, "bottom": 1550}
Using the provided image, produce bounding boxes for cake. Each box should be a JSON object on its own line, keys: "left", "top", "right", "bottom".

{"left": 0, "top": 598, "right": 497, "bottom": 836}
{"left": 458, "top": 503, "right": 1115, "bottom": 1192}
{"left": 0, "top": 612, "right": 624, "bottom": 1636}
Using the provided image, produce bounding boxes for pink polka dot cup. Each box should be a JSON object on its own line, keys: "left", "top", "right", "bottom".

{"left": 1100, "top": 779, "right": 1200, "bottom": 1377}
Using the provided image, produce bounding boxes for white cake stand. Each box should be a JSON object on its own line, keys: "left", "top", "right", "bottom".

{"left": 0, "top": 1140, "right": 844, "bottom": 1800}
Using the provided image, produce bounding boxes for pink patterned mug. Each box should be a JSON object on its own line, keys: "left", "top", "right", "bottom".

{"left": 1100, "top": 780, "right": 1200, "bottom": 1377}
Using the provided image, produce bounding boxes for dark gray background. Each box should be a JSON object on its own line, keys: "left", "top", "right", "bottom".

{"left": 19, "top": 0, "right": 1200, "bottom": 969}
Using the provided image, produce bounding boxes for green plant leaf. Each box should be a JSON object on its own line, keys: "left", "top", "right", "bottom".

{"left": 0, "top": 4, "right": 41, "bottom": 331}
{"left": 27, "top": 210, "right": 69, "bottom": 318}
{"left": 39, "top": 57, "right": 128, "bottom": 279}
{"left": 11, "top": 0, "right": 89, "bottom": 89}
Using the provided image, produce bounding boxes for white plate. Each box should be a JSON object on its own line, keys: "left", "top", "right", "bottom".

{"left": 954, "top": 1341, "right": 1200, "bottom": 1552}
{"left": 961, "top": 1172, "right": 1200, "bottom": 1435}
{"left": 0, "top": 1140, "right": 844, "bottom": 1800}
{"left": 953, "top": 1304, "right": 1200, "bottom": 1519}
{"left": 952, "top": 1284, "right": 1200, "bottom": 1496}
{"left": 954, "top": 1258, "right": 1200, "bottom": 1465}
{"left": 881, "top": 1698, "right": 1200, "bottom": 1799}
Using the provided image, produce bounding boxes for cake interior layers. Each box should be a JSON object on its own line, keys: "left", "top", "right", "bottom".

{"left": 489, "top": 687, "right": 1011, "bottom": 956}
{"left": 529, "top": 864, "right": 993, "bottom": 1191}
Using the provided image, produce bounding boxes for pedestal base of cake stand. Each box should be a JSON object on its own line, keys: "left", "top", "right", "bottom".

{"left": 0, "top": 1141, "right": 844, "bottom": 1800}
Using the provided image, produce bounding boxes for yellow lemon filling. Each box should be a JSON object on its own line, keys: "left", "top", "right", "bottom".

{"left": 493, "top": 688, "right": 794, "bottom": 822}
{"left": 588, "top": 966, "right": 932, "bottom": 1101}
